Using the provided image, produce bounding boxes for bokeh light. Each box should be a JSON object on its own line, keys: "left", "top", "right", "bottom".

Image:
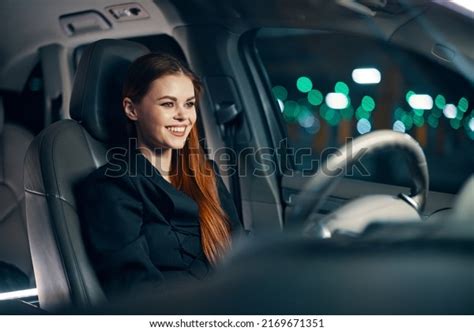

{"left": 361, "top": 96, "right": 375, "bottom": 112}
{"left": 296, "top": 76, "right": 313, "bottom": 93}
{"left": 272, "top": 85, "right": 288, "bottom": 101}
{"left": 458, "top": 97, "right": 469, "bottom": 113}
{"left": 340, "top": 106, "right": 354, "bottom": 120}
{"left": 326, "top": 93, "right": 349, "bottom": 109}
{"left": 450, "top": 118, "right": 461, "bottom": 130}
{"left": 427, "top": 115, "right": 439, "bottom": 128}
{"left": 435, "top": 94, "right": 446, "bottom": 109}
{"left": 334, "top": 81, "right": 349, "bottom": 95}
{"left": 408, "top": 94, "right": 433, "bottom": 110}
{"left": 393, "top": 120, "right": 406, "bottom": 133}
{"left": 357, "top": 118, "right": 371, "bottom": 134}
{"left": 356, "top": 106, "right": 371, "bottom": 120}
{"left": 307, "top": 89, "right": 323, "bottom": 106}
{"left": 443, "top": 104, "right": 457, "bottom": 119}
{"left": 352, "top": 68, "right": 381, "bottom": 84}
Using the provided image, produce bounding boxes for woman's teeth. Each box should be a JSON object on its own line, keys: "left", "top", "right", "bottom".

{"left": 166, "top": 126, "right": 185, "bottom": 133}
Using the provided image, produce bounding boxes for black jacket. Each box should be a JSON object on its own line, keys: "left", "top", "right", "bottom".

{"left": 79, "top": 149, "right": 242, "bottom": 297}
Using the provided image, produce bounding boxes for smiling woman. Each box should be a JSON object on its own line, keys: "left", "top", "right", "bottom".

{"left": 78, "top": 53, "right": 243, "bottom": 298}
{"left": 122, "top": 54, "right": 199, "bottom": 180}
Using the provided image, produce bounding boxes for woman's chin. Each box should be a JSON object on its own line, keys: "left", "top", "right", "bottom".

{"left": 167, "top": 141, "right": 187, "bottom": 150}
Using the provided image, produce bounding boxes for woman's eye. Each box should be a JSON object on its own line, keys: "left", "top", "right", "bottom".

{"left": 185, "top": 101, "right": 195, "bottom": 108}
{"left": 161, "top": 102, "right": 174, "bottom": 108}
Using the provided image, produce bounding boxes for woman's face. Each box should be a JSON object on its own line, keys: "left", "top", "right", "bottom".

{"left": 124, "top": 73, "right": 197, "bottom": 151}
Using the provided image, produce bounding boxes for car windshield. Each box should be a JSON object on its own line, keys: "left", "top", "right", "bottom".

{"left": 256, "top": 28, "right": 474, "bottom": 193}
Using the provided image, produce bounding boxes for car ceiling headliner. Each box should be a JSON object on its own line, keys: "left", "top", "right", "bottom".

{"left": 0, "top": 0, "right": 472, "bottom": 92}
{"left": 0, "top": 0, "right": 174, "bottom": 91}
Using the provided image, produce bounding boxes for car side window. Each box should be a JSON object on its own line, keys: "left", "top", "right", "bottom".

{"left": 1, "top": 63, "right": 45, "bottom": 134}
{"left": 255, "top": 29, "right": 474, "bottom": 193}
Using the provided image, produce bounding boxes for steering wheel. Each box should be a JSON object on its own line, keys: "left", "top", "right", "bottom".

{"left": 287, "top": 130, "right": 429, "bottom": 238}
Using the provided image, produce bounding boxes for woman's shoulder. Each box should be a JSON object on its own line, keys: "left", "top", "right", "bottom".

{"left": 80, "top": 159, "right": 137, "bottom": 197}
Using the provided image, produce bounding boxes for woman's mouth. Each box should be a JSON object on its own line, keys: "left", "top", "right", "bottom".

{"left": 166, "top": 126, "right": 187, "bottom": 137}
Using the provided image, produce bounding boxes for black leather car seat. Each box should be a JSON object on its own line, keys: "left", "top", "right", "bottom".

{"left": 0, "top": 97, "right": 34, "bottom": 290}
{"left": 23, "top": 39, "right": 149, "bottom": 311}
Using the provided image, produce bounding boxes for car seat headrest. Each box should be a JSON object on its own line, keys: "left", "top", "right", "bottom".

{"left": 69, "top": 39, "right": 149, "bottom": 144}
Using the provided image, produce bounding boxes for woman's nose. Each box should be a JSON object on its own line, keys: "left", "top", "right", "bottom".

{"left": 173, "top": 106, "right": 187, "bottom": 121}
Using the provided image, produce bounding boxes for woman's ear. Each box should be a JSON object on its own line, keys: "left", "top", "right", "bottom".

{"left": 123, "top": 97, "right": 138, "bottom": 121}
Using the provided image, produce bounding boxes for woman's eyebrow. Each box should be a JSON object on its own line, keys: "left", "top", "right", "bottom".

{"left": 157, "top": 96, "right": 177, "bottom": 101}
{"left": 156, "top": 96, "right": 195, "bottom": 101}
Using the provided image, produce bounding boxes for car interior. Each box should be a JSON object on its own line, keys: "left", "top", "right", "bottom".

{"left": 0, "top": 0, "right": 473, "bottom": 314}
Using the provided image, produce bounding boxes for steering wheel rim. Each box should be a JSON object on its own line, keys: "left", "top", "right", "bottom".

{"left": 287, "top": 130, "right": 429, "bottom": 228}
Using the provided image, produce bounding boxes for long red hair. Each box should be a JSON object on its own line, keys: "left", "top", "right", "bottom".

{"left": 123, "top": 53, "right": 231, "bottom": 263}
{"left": 171, "top": 128, "right": 231, "bottom": 263}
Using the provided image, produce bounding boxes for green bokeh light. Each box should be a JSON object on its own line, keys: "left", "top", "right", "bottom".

{"left": 431, "top": 107, "right": 442, "bottom": 118}
{"left": 458, "top": 97, "right": 469, "bottom": 113}
{"left": 296, "top": 108, "right": 313, "bottom": 126}
{"left": 341, "top": 106, "right": 354, "bottom": 120}
{"left": 361, "top": 96, "right": 375, "bottom": 112}
{"left": 283, "top": 100, "right": 300, "bottom": 121}
{"left": 320, "top": 103, "right": 341, "bottom": 126}
{"left": 435, "top": 94, "right": 446, "bottom": 109}
{"left": 427, "top": 115, "right": 439, "bottom": 128}
{"left": 413, "top": 115, "right": 424, "bottom": 127}
{"left": 406, "top": 90, "right": 415, "bottom": 103}
{"left": 335, "top": 81, "right": 349, "bottom": 95}
{"left": 324, "top": 107, "right": 335, "bottom": 121}
{"left": 346, "top": 95, "right": 352, "bottom": 107}
{"left": 464, "top": 116, "right": 474, "bottom": 139}
{"left": 307, "top": 89, "right": 323, "bottom": 106}
{"left": 450, "top": 118, "right": 461, "bottom": 130}
{"left": 401, "top": 113, "right": 413, "bottom": 130}
{"left": 356, "top": 106, "right": 371, "bottom": 120}
{"left": 296, "top": 76, "right": 313, "bottom": 93}
{"left": 412, "top": 108, "right": 424, "bottom": 117}
{"left": 468, "top": 114, "right": 474, "bottom": 129}
{"left": 319, "top": 103, "right": 330, "bottom": 120}
{"left": 327, "top": 109, "right": 341, "bottom": 126}
{"left": 394, "top": 107, "right": 406, "bottom": 121}
{"left": 272, "top": 86, "right": 288, "bottom": 101}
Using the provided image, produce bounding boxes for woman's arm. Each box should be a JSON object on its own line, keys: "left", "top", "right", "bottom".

{"left": 79, "top": 172, "right": 164, "bottom": 298}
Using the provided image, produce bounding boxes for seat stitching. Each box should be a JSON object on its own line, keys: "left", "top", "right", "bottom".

{"left": 25, "top": 188, "right": 77, "bottom": 211}
{"left": 49, "top": 122, "right": 91, "bottom": 305}
{"left": 36, "top": 126, "right": 74, "bottom": 306}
